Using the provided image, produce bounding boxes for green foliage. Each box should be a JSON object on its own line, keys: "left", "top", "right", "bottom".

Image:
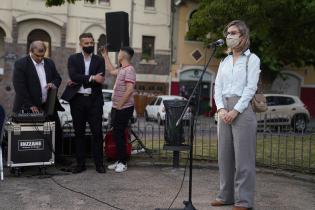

{"left": 187, "top": 0, "right": 315, "bottom": 76}
{"left": 45, "top": 0, "right": 95, "bottom": 7}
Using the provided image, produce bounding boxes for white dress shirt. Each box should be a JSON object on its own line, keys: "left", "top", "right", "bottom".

{"left": 30, "top": 56, "right": 47, "bottom": 103}
{"left": 214, "top": 49, "right": 261, "bottom": 113}
{"left": 78, "top": 53, "right": 92, "bottom": 94}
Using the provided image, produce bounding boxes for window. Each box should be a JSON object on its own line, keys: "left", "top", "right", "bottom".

{"left": 145, "top": 0, "right": 155, "bottom": 8}
{"left": 84, "top": 0, "right": 96, "bottom": 4}
{"left": 0, "top": 28, "right": 5, "bottom": 75}
{"left": 156, "top": 85, "right": 165, "bottom": 92}
{"left": 186, "top": 10, "right": 199, "bottom": 41}
{"left": 99, "top": 0, "right": 110, "bottom": 6}
{"left": 156, "top": 98, "right": 162, "bottom": 106}
{"left": 149, "top": 98, "right": 157, "bottom": 105}
{"left": 138, "top": 85, "right": 145, "bottom": 91}
{"left": 102, "top": 92, "right": 112, "bottom": 102}
{"left": 97, "top": 34, "right": 107, "bottom": 56}
{"left": 278, "top": 97, "right": 295, "bottom": 105}
{"left": 148, "top": 85, "right": 155, "bottom": 91}
{"left": 84, "top": 0, "right": 110, "bottom": 6}
{"left": 142, "top": 36, "right": 155, "bottom": 60}
{"left": 266, "top": 96, "right": 279, "bottom": 106}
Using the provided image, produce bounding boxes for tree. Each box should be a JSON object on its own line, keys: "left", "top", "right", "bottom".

{"left": 45, "top": 0, "right": 94, "bottom": 7}
{"left": 187, "top": 0, "right": 315, "bottom": 79}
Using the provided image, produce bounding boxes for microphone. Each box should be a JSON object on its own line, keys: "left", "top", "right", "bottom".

{"left": 207, "top": 39, "right": 225, "bottom": 48}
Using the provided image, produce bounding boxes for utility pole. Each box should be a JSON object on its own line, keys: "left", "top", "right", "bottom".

{"left": 130, "top": 0, "right": 135, "bottom": 47}
{"left": 169, "top": 0, "right": 176, "bottom": 95}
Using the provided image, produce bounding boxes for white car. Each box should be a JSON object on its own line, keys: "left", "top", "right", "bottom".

{"left": 214, "top": 94, "right": 310, "bottom": 132}
{"left": 144, "top": 95, "right": 191, "bottom": 125}
{"left": 102, "top": 89, "right": 114, "bottom": 124}
{"left": 58, "top": 89, "right": 137, "bottom": 129}
{"left": 257, "top": 94, "right": 310, "bottom": 132}
{"left": 102, "top": 89, "right": 137, "bottom": 125}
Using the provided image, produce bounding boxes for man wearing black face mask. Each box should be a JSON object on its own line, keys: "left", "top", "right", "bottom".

{"left": 61, "top": 33, "right": 106, "bottom": 174}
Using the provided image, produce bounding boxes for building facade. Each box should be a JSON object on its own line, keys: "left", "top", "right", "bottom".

{"left": 0, "top": 0, "right": 171, "bottom": 113}
{"left": 170, "top": 0, "right": 220, "bottom": 115}
{"left": 170, "top": 0, "right": 315, "bottom": 117}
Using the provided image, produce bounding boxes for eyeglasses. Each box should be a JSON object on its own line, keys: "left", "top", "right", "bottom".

{"left": 225, "top": 31, "right": 241, "bottom": 37}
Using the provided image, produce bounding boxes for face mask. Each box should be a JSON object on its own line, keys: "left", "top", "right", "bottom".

{"left": 82, "top": 46, "right": 94, "bottom": 54}
{"left": 226, "top": 35, "right": 240, "bottom": 49}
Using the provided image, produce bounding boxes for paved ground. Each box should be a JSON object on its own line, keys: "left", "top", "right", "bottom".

{"left": 0, "top": 161, "right": 314, "bottom": 210}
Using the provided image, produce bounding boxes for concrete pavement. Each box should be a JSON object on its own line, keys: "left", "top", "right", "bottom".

{"left": 0, "top": 161, "right": 314, "bottom": 210}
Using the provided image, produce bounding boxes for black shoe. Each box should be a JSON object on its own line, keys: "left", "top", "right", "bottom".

{"left": 55, "top": 156, "right": 73, "bottom": 166}
{"left": 96, "top": 165, "right": 106, "bottom": 173}
{"left": 72, "top": 165, "right": 86, "bottom": 174}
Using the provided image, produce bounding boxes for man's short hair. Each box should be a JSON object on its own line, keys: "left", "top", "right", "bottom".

{"left": 29, "top": 41, "right": 46, "bottom": 53}
{"left": 79, "top": 32, "right": 94, "bottom": 41}
{"left": 120, "top": 46, "right": 134, "bottom": 58}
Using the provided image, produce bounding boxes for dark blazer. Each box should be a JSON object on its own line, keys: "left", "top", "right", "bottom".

{"left": 12, "top": 55, "right": 63, "bottom": 113}
{"left": 61, "top": 53, "right": 105, "bottom": 105}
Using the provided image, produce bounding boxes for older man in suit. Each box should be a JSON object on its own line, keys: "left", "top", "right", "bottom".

{"left": 61, "top": 33, "right": 106, "bottom": 174}
{"left": 12, "top": 40, "right": 65, "bottom": 164}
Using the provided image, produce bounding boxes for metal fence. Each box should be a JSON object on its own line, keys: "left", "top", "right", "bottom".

{"left": 129, "top": 114, "right": 315, "bottom": 174}
{"left": 60, "top": 114, "right": 315, "bottom": 174}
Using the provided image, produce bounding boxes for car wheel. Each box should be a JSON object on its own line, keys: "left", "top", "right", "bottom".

{"left": 157, "top": 114, "right": 163, "bottom": 125}
{"left": 292, "top": 115, "right": 307, "bottom": 132}
{"left": 144, "top": 111, "right": 149, "bottom": 121}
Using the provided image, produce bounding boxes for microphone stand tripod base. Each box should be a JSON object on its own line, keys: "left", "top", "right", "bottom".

{"left": 183, "top": 201, "right": 197, "bottom": 210}
{"left": 155, "top": 200, "right": 197, "bottom": 210}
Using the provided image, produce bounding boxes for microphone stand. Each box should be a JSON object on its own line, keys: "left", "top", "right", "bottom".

{"left": 174, "top": 46, "right": 218, "bottom": 210}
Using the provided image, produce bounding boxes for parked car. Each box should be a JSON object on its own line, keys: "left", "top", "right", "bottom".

{"left": 214, "top": 94, "right": 310, "bottom": 132}
{"left": 58, "top": 89, "right": 137, "bottom": 129}
{"left": 144, "top": 95, "right": 191, "bottom": 125}
{"left": 102, "top": 89, "right": 114, "bottom": 124}
{"left": 102, "top": 89, "right": 137, "bottom": 125}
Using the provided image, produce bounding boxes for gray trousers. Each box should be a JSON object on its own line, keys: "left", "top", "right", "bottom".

{"left": 217, "top": 97, "right": 257, "bottom": 208}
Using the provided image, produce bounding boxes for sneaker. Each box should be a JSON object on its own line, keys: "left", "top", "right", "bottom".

{"left": 115, "top": 163, "right": 127, "bottom": 173}
{"left": 107, "top": 161, "right": 119, "bottom": 170}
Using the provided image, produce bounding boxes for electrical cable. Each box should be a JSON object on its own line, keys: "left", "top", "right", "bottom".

{"left": 50, "top": 177, "right": 126, "bottom": 210}
{"left": 166, "top": 46, "right": 209, "bottom": 209}
{"left": 167, "top": 157, "right": 189, "bottom": 209}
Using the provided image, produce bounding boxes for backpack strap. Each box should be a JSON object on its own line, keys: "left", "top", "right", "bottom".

{"left": 245, "top": 53, "right": 252, "bottom": 85}
{"left": 246, "top": 53, "right": 263, "bottom": 93}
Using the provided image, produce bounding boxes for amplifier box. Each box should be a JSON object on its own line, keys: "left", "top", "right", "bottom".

{"left": 5, "top": 122, "right": 55, "bottom": 167}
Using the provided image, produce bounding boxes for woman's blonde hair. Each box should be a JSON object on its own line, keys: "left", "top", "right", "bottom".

{"left": 223, "top": 20, "right": 250, "bottom": 53}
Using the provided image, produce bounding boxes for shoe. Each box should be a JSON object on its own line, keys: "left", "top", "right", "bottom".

{"left": 210, "top": 199, "right": 232, "bottom": 206}
{"left": 72, "top": 165, "right": 86, "bottom": 174}
{"left": 232, "top": 206, "right": 252, "bottom": 210}
{"left": 115, "top": 162, "right": 127, "bottom": 173}
{"left": 96, "top": 165, "right": 106, "bottom": 173}
{"left": 55, "top": 156, "right": 73, "bottom": 166}
{"left": 107, "top": 161, "right": 119, "bottom": 170}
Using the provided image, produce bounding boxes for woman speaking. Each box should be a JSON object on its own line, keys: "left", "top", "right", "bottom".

{"left": 211, "top": 20, "right": 261, "bottom": 210}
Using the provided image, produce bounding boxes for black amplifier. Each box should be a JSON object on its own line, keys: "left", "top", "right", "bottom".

{"left": 11, "top": 112, "right": 46, "bottom": 123}
{"left": 5, "top": 122, "right": 55, "bottom": 167}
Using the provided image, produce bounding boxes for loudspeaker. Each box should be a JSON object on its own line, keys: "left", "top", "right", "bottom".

{"left": 105, "top": 11, "right": 129, "bottom": 52}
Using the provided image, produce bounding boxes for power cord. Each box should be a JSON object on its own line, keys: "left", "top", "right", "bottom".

{"left": 167, "top": 157, "right": 189, "bottom": 209}
{"left": 50, "top": 177, "right": 125, "bottom": 210}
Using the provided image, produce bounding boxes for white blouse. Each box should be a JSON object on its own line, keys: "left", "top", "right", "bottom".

{"left": 214, "top": 49, "right": 261, "bottom": 113}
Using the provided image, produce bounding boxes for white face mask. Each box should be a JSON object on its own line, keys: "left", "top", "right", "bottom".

{"left": 226, "top": 34, "right": 241, "bottom": 49}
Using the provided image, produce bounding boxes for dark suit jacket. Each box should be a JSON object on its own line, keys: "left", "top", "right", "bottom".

{"left": 61, "top": 53, "right": 105, "bottom": 106}
{"left": 12, "top": 55, "right": 63, "bottom": 113}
